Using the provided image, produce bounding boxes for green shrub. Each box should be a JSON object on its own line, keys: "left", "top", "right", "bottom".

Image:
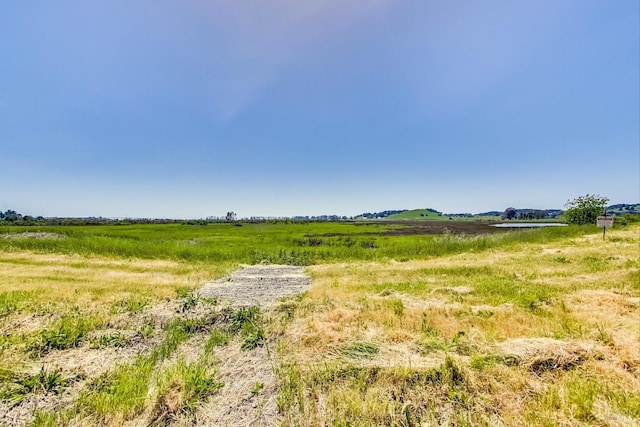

{"left": 564, "top": 194, "right": 608, "bottom": 225}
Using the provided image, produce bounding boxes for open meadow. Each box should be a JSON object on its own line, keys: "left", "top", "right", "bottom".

{"left": 0, "top": 222, "right": 638, "bottom": 426}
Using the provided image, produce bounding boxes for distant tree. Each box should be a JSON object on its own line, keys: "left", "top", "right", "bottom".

{"left": 225, "top": 211, "right": 237, "bottom": 222}
{"left": 502, "top": 207, "right": 517, "bottom": 220}
{"left": 564, "top": 194, "right": 609, "bottom": 225}
{"left": 534, "top": 210, "right": 547, "bottom": 220}
{"left": 2, "top": 210, "right": 21, "bottom": 222}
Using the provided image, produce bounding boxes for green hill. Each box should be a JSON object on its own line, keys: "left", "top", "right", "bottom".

{"left": 382, "top": 209, "right": 445, "bottom": 221}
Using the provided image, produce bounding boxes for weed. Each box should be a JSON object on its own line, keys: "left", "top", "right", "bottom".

{"left": 450, "top": 331, "right": 476, "bottom": 355}
{"left": 252, "top": 248, "right": 309, "bottom": 265}
{"left": 205, "top": 329, "right": 230, "bottom": 352}
{"left": 340, "top": 342, "right": 379, "bottom": 359}
{"left": 595, "top": 324, "right": 614, "bottom": 346}
{"left": 276, "top": 362, "right": 304, "bottom": 414}
{"left": 23, "top": 366, "right": 68, "bottom": 394}
{"left": 175, "top": 316, "right": 213, "bottom": 334}
{"left": 0, "top": 291, "right": 21, "bottom": 317}
{"left": 0, "top": 366, "right": 71, "bottom": 406}
{"left": 240, "top": 322, "right": 266, "bottom": 350}
{"left": 31, "top": 410, "right": 61, "bottom": 427}
{"left": 566, "top": 377, "right": 599, "bottom": 421}
{"left": 249, "top": 381, "right": 264, "bottom": 398}
{"left": 387, "top": 298, "right": 404, "bottom": 317}
{"left": 297, "top": 237, "right": 325, "bottom": 247}
{"left": 469, "top": 354, "right": 517, "bottom": 370}
{"left": 228, "top": 306, "right": 260, "bottom": 332}
{"left": 80, "top": 356, "right": 154, "bottom": 420}
{"left": 31, "top": 315, "right": 101, "bottom": 355}
{"left": 359, "top": 240, "right": 377, "bottom": 249}
{"left": 277, "top": 299, "right": 299, "bottom": 322}
{"left": 441, "top": 356, "right": 466, "bottom": 387}
{"left": 111, "top": 296, "right": 148, "bottom": 313}
{"left": 176, "top": 286, "right": 199, "bottom": 312}
{"left": 419, "top": 315, "right": 447, "bottom": 353}
{"left": 90, "top": 331, "right": 130, "bottom": 349}
{"left": 154, "top": 321, "right": 190, "bottom": 361}
{"left": 151, "top": 357, "right": 223, "bottom": 424}
{"left": 474, "top": 309, "right": 493, "bottom": 318}
{"left": 136, "top": 318, "right": 155, "bottom": 339}
{"left": 2, "top": 221, "right": 638, "bottom": 426}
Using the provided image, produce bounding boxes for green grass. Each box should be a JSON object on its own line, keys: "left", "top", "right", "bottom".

{"left": 79, "top": 355, "right": 155, "bottom": 420}
{"left": 0, "top": 366, "right": 70, "bottom": 404}
{"left": 340, "top": 342, "right": 379, "bottom": 359}
{"left": 152, "top": 357, "right": 223, "bottom": 423}
{"left": 30, "top": 314, "right": 105, "bottom": 355}
{"left": 0, "top": 222, "right": 595, "bottom": 266}
{"left": 0, "top": 290, "right": 37, "bottom": 316}
{"left": 75, "top": 307, "right": 222, "bottom": 423}
{"left": 110, "top": 296, "right": 149, "bottom": 314}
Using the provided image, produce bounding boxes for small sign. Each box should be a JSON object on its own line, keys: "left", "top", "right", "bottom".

{"left": 597, "top": 216, "right": 614, "bottom": 228}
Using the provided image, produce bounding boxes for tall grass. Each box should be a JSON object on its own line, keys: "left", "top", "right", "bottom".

{"left": 0, "top": 223, "right": 594, "bottom": 265}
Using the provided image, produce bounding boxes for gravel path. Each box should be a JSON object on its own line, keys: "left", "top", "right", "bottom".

{"left": 195, "top": 265, "right": 311, "bottom": 426}
{"left": 198, "top": 265, "right": 310, "bottom": 307}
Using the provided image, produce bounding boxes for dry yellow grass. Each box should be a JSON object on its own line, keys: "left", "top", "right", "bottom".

{"left": 278, "top": 225, "right": 640, "bottom": 425}
{"left": 0, "top": 250, "right": 231, "bottom": 308}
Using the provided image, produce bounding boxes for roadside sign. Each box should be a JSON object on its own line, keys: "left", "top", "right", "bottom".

{"left": 597, "top": 216, "right": 614, "bottom": 228}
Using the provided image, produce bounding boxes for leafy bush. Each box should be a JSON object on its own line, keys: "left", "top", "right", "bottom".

{"left": 564, "top": 194, "right": 608, "bottom": 225}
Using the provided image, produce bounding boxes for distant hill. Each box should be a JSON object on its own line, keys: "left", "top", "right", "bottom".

{"left": 355, "top": 203, "right": 639, "bottom": 222}
{"left": 357, "top": 210, "right": 407, "bottom": 219}
{"left": 383, "top": 209, "right": 444, "bottom": 221}
{"left": 476, "top": 211, "right": 502, "bottom": 217}
{"left": 607, "top": 203, "right": 640, "bottom": 215}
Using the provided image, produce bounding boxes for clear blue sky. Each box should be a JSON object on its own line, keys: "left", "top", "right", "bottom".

{"left": 2, "top": 1, "right": 638, "bottom": 218}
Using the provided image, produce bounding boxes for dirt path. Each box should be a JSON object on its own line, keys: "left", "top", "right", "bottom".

{"left": 195, "top": 265, "right": 310, "bottom": 426}
{"left": 198, "top": 265, "right": 310, "bottom": 307}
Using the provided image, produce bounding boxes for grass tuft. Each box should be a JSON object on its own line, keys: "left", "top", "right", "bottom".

{"left": 340, "top": 342, "right": 379, "bottom": 359}
{"left": 30, "top": 315, "right": 102, "bottom": 355}
{"left": 151, "top": 357, "right": 223, "bottom": 425}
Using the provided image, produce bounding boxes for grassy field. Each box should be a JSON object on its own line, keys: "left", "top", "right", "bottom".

{"left": 0, "top": 222, "right": 589, "bottom": 265}
{"left": 0, "top": 222, "right": 638, "bottom": 425}
{"left": 278, "top": 226, "right": 640, "bottom": 426}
